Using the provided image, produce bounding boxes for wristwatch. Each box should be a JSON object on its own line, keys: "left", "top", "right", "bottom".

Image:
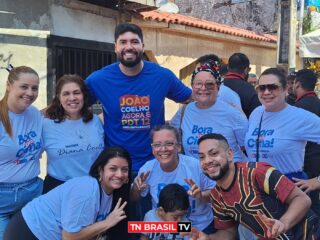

{"left": 316, "top": 175, "right": 320, "bottom": 183}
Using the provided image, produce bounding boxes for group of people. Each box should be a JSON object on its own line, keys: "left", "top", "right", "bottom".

{"left": 1, "top": 22, "right": 320, "bottom": 240}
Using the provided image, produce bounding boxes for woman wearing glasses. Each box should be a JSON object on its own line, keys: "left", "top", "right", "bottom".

{"left": 130, "top": 125, "right": 216, "bottom": 236}
{"left": 245, "top": 68, "right": 320, "bottom": 180}
{"left": 170, "top": 63, "right": 248, "bottom": 162}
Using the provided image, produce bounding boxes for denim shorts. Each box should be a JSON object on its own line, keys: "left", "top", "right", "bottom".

{"left": 0, "top": 177, "right": 43, "bottom": 240}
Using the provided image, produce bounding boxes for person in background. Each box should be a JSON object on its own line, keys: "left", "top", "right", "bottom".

{"left": 245, "top": 68, "right": 320, "bottom": 181}
{"left": 170, "top": 62, "right": 248, "bottom": 161}
{"left": 219, "top": 64, "right": 228, "bottom": 77}
{"left": 291, "top": 69, "right": 320, "bottom": 216}
{"left": 189, "top": 133, "right": 320, "bottom": 240}
{"left": 131, "top": 125, "right": 216, "bottom": 235}
{"left": 286, "top": 72, "right": 297, "bottom": 105}
{"left": 4, "top": 146, "right": 132, "bottom": 240}
{"left": 0, "top": 66, "right": 43, "bottom": 239}
{"left": 247, "top": 73, "right": 258, "bottom": 87}
{"left": 42, "top": 74, "right": 104, "bottom": 193}
{"left": 223, "top": 53, "right": 261, "bottom": 117}
{"left": 140, "top": 183, "right": 190, "bottom": 240}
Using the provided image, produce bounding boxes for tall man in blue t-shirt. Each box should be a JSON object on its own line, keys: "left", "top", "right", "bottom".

{"left": 86, "top": 23, "right": 191, "bottom": 173}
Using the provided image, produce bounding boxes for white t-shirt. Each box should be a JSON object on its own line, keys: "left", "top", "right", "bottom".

{"left": 43, "top": 115, "right": 104, "bottom": 181}
{"left": 137, "top": 154, "right": 215, "bottom": 230}
{"left": 0, "top": 106, "right": 43, "bottom": 182}
{"left": 22, "top": 176, "right": 111, "bottom": 240}
{"left": 245, "top": 105, "right": 320, "bottom": 174}
{"left": 171, "top": 100, "right": 248, "bottom": 162}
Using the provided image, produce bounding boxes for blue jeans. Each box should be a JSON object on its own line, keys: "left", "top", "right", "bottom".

{"left": 0, "top": 177, "right": 43, "bottom": 240}
{"left": 310, "top": 189, "right": 320, "bottom": 216}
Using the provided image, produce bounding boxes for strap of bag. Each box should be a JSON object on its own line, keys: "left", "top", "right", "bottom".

{"left": 255, "top": 112, "right": 264, "bottom": 162}
{"left": 179, "top": 104, "right": 188, "bottom": 154}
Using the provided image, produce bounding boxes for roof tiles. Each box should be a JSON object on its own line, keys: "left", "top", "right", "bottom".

{"left": 139, "top": 10, "right": 277, "bottom": 43}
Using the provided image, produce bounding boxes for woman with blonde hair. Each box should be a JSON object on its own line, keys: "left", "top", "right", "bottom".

{"left": 0, "top": 66, "right": 43, "bottom": 239}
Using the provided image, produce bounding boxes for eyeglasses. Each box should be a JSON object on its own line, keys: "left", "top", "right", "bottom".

{"left": 255, "top": 83, "right": 281, "bottom": 92}
{"left": 192, "top": 80, "right": 217, "bottom": 90}
{"left": 151, "top": 141, "right": 177, "bottom": 150}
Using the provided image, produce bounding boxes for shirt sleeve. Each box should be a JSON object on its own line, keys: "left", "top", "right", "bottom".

{"left": 61, "top": 182, "right": 99, "bottom": 233}
{"left": 293, "top": 109, "right": 320, "bottom": 144}
{"left": 255, "top": 165, "right": 295, "bottom": 203}
{"left": 169, "top": 107, "right": 183, "bottom": 128}
{"left": 231, "top": 107, "right": 249, "bottom": 147}
{"left": 166, "top": 70, "right": 192, "bottom": 103}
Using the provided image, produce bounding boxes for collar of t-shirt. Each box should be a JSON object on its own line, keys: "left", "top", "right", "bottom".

{"left": 224, "top": 72, "right": 246, "bottom": 81}
{"left": 295, "top": 91, "right": 317, "bottom": 102}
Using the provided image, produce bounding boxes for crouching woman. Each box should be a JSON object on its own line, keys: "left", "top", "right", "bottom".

{"left": 4, "top": 146, "right": 131, "bottom": 240}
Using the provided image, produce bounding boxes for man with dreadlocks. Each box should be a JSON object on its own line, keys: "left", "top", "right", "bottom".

{"left": 170, "top": 55, "right": 248, "bottom": 162}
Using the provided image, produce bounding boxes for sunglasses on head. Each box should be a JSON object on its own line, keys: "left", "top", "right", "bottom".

{"left": 256, "top": 83, "right": 281, "bottom": 92}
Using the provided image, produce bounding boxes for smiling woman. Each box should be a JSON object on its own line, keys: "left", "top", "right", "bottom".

{"left": 42, "top": 74, "right": 104, "bottom": 193}
{"left": 170, "top": 61, "right": 248, "bottom": 162}
{"left": 131, "top": 125, "right": 216, "bottom": 234}
{"left": 245, "top": 68, "right": 320, "bottom": 179}
{"left": 4, "top": 146, "right": 132, "bottom": 240}
{"left": 0, "top": 66, "right": 43, "bottom": 239}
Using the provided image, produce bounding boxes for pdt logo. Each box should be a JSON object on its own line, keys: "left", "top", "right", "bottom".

{"left": 128, "top": 221, "right": 192, "bottom": 233}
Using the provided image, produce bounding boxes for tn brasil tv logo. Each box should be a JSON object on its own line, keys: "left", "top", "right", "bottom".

{"left": 128, "top": 221, "right": 192, "bottom": 233}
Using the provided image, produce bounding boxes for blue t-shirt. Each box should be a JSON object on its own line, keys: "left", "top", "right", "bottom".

{"left": 43, "top": 115, "right": 104, "bottom": 181}
{"left": 86, "top": 61, "right": 191, "bottom": 171}
{"left": 137, "top": 154, "right": 215, "bottom": 231}
{"left": 22, "top": 176, "right": 111, "bottom": 240}
{"left": 245, "top": 105, "right": 320, "bottom": 174}
{"left": 0, "top": 106, "right": 43, "bottom": 183}
{"left": 170, "top": 100, "right": 248, "bottom": 162}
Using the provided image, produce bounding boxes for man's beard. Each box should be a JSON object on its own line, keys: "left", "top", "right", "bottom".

{"left": 204, "top": 161, "right": 229, "bottom": 181}
{"left": 118, "top": 50, "right": 143, "bottom": 68}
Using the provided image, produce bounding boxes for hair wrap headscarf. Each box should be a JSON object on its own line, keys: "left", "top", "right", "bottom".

{"left": 191, "top": 61, "right": 222, "bottom": 85}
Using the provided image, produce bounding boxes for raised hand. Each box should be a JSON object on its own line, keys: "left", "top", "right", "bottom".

{"left": 184, "top": 178, "right": 202, "bottom": 200}
{"left": 257, "top": 211, "right": 286, "bottom": 239}
{"left": 134, "top": 171, "right": 150, "bottom": 192}
{"left": 189, "top": 227, "right": 210, "bottom": 240}
{"left": 105, "top": 198, "right": 127, "bottom": 229}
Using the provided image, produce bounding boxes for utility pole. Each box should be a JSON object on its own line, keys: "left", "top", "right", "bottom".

{"left": 288, "top": 0, "right": 297, "bottom": 72}
{"left": 277, "top": 0, "right": 297, "bottom": 73}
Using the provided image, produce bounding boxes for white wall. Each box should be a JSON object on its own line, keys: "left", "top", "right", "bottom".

{"left": 50, "top": 4, "right": 116, "bottom": 42}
